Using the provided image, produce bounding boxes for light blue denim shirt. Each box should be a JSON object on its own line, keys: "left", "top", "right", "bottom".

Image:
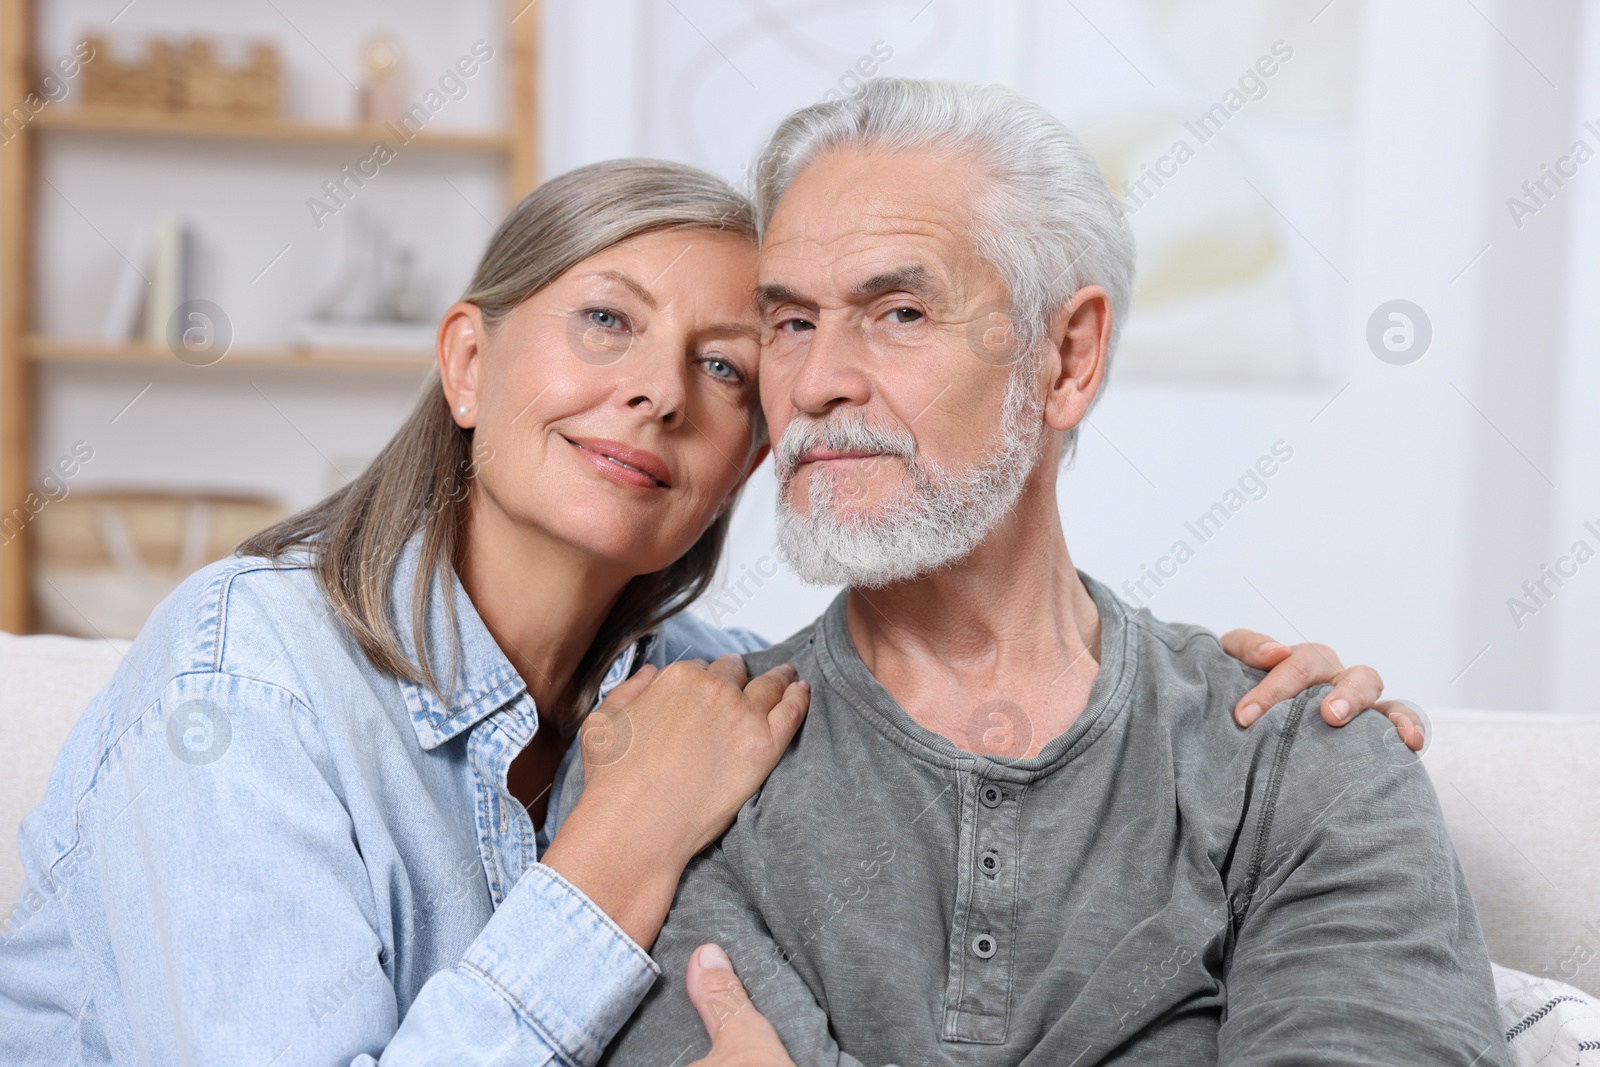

{"left": 0, "top": 534, "right": 764, "bottom": 1065}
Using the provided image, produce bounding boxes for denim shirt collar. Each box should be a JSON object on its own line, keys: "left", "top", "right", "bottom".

{"left": 389, "top": 532, "right": 655, "bottom": 750}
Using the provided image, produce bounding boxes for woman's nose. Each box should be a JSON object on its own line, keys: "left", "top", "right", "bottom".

{"left": 619, "top": 352, "right": 687, "bottom": 426}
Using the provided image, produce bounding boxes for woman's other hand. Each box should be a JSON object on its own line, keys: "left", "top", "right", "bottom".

{"left": 1222, "top": 630, "right": 1424, "bottom": 751}
{"left": 686, "top": 944, "right": 794, "bottom": 1067}
{"left": 541, "top": 656, "right": 809, "bottom": 949}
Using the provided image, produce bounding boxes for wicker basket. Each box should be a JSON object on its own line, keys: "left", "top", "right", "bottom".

{"left": 78, "top": 34, "right": 280, "bottom": 117}
{"left": 33, "top": 491, "right": 282, "bottom": 639}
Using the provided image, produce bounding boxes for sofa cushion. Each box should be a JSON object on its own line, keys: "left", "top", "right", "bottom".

{"left": 1427, "top": 709, "right": 1600, "bottom": 996}
{"left": 0, "top": 633, "right": 127, "bottom": 910}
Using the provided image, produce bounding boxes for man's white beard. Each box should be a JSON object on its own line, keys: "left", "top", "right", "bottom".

{"left": 774, "top": 369, "right": 1047, "bottom": 589}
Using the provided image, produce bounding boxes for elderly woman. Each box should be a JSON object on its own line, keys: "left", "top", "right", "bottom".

{"left": 0, "top": 158, "right": 1393, "bottom": 1065}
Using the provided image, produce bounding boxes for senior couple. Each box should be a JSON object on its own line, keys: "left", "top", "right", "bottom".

{"left": 0, "top": 79, "right": 1502, "bottom": 1065}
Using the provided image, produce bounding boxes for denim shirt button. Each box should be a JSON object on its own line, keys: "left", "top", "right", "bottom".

{"left": 979, "top": 783, "right": 1003, "bottom": 807}
{"left": 971, "top": 933, "right": 997, "bottom": 959}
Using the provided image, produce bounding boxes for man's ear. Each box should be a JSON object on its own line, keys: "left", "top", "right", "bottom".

{"left": 1042, "top": 285, "right": 1113, "bottom": 433}
{"left": 438, "top": 302, "right": 485, "bottom": 428}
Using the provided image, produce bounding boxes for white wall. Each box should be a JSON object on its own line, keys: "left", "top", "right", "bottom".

{"left": 17, "top": 0, "right": 1598, "bottom": 714}
{"left": 541, "top": 0, "right": 1599, "bottom": 716}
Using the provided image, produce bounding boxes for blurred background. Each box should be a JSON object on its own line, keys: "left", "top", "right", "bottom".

{"left": 0, "top": 0, "right": 1594, "bottom": 716}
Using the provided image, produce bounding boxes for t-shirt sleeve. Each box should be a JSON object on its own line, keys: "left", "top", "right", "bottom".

{"left": 602, "top": 845, "right": 881, "bottom": 1067}
{"left": 1217, "top": 690, "right": 1510, "bottom": 1066}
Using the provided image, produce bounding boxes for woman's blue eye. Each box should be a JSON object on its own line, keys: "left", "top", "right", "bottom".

{"left": 704, "top": 357, "right": 739, "bottom": 381}
{"left": 589, "top": 309, "right": 623, "bottom": 329}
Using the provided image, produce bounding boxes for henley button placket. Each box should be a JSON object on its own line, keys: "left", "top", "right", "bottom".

{"left": 941, "top": 774, "right": 1021, "bottom": 1044}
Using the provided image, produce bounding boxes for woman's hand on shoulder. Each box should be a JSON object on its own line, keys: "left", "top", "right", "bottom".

{"left": 1222, "top": 630, "right": 1424, "bottom": 751}
{"left": 540, "top": 656, "right": 808, "bottom": 950}
{"left": 580, "top": 655, "right": 810, "bottom": 856}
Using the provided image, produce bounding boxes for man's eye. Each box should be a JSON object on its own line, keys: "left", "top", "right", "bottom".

{"left": 781, "top": 317, "right": 815, "bottom": 333}
{"left": 890, "top": 307, "right": 923, "bottom": 324}
{"left": 588, "top": 309, "right": 624, "bottom": 330}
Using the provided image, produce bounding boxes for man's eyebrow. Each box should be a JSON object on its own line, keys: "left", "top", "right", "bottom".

{"left": 580, "top": 269, "right": 658, "bottom": 309}
{"left": 754, "top": 266, "right": 936, "bottom": 314}
{"left": 851, "top": 264, "right": 934, "bottom": 299}
{"left": 755, "top": 283, "right": 808, "bottom": 314}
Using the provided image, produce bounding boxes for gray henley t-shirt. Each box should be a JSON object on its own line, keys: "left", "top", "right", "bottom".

{"left": 587, "top": 574, "right": 1507, "bottom": 1066}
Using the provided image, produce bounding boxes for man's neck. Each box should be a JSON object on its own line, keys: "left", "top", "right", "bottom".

{"left": 843, "top": 469, "right": 1100, "bottom": 758}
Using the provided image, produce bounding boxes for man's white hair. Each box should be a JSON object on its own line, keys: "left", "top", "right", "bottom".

{"left": 752, "top": 78, "right": 1137, "bottom": 456}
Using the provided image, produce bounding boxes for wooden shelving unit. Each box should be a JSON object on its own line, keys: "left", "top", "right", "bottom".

{"left": 26, "top": 335, "right": 437, "bottom": 373}
{"left": 32, "top": 103, "right": 513, "bottom": 154}
{"left": 0, "top": 0, "right": 540, "bottom": 632}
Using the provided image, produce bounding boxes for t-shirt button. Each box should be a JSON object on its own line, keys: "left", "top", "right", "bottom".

{"left": 980, "top": 784, "right": 1003, "bottom": 807}
{"left": 979, "top": 849, "right": 1002, "bottom": 876}
{"left": 971, "top": 933, "right": 997, "bottom": 959}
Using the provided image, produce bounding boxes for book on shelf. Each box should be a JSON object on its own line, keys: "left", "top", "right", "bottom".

{"left": 101, "top": 215, "right": 191, "bottom": 345}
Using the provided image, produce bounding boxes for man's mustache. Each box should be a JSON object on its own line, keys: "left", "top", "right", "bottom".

{"left": 774, "top": 414, "right": 918, "bottom": 485}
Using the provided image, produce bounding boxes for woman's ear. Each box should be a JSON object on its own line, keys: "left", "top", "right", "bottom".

{"left": 1043, "top": 286, "right": 1113, "bottom": 433}
{"left": 438, "top": 302, "right": 485, "bottom": 428}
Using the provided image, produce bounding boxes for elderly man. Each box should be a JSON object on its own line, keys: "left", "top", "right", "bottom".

{"left": 590, "top": 79, "right": 1505, "bottom": 1066}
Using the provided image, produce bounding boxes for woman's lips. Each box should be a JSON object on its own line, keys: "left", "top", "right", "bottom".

{"left": 564, "top": 436, "right": 672, "bottom": 489}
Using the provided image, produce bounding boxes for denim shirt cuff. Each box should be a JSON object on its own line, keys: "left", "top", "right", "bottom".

{"left": 458, "top": 862, "right": 661, "bottom": 1065}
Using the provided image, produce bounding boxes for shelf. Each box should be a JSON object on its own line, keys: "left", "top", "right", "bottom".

{"left": 33, "top": 105, "right": 509, "bottom": 154}
{"left": 26, "top": 336, "right": 436, "bottom": 374}
{"left": 0, "top": 0, "right": 538, "bottom": 632}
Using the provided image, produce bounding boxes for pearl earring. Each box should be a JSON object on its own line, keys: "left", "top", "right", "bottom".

{"left": 458, "top": 406, "right": 469, "bottom": 415}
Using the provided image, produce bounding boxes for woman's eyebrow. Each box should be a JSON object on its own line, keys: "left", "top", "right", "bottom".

{"left": 702, "top": 321, "right": 761, "bottom": 342}
{"left": 580, "top": 269, "right": 658, "bottom": 309}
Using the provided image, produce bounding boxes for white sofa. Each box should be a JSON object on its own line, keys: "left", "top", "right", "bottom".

{"left": 3, "top": 632, "right": 1598, "bottom": 998}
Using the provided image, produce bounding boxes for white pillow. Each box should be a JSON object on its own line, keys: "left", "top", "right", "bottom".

{"left": 1496, "top": 963, "right": 1600, "bottom": 1066}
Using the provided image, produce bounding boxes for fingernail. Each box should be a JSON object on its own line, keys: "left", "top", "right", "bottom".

{"left": 1259, "top": 642, "right": 1287, "bottom": 654}
{"left": 1329, "top": 698, "right": 1351, "bottom": 723}
{"left": 797, "top": 680, "right": 810, "bottom": 692}
{"left": 1237, "top": 703, "right": 1262, "bottom": 727}
{"left": 699, "top": 943, "right": 732, "bottom": 971}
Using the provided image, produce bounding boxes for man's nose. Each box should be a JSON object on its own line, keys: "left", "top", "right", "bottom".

{"left": 789, "top": 318, "right": 873, "bottom": 415}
